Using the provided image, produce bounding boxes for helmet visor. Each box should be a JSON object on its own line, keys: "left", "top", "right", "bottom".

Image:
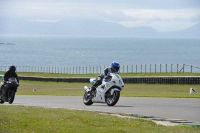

{"left": 113, "top": 65, "right": 119, "bottom": 72}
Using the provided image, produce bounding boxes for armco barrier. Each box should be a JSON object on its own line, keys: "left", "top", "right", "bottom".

{"left": 19, "top": 76, "right": 89, "bottom": 83}
{"left": 18, "top": 76, "right": 200, "bottom": 84}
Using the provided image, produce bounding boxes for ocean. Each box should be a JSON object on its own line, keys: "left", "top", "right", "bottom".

{"left": 0, "top": 35, "right": 200, "bottom": 69}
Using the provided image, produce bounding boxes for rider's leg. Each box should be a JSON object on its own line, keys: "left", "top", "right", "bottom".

{"left": 90, "top": 77, "right": 102, "bottom": 91}
{"left": 88, "top": 77, "right": 102, "bottom": 97}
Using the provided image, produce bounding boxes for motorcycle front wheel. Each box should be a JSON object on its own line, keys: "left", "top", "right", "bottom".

{"left": 106, "top": 90, "right": 120, "bottom": 106}
{"left": 0, "top": 90, "right": 4, "bottom": 104}
{"left": 83, "top": 92, "right": 93, "bottom": 106}
{"left": 8, "top": 90, "right": 15, "bottom": 104}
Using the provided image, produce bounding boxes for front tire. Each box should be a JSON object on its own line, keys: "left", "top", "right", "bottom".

{"left": 0, "top": 89, "right": 4, "bottom": 104}
{"left": 106, "top": 90, "right": 120, "bottom": 106}
{"left": 83, "top": 92, "right": 93, "bottom": 106}
{"left": 8, "top": 90, "right": 15, "bottom": 104}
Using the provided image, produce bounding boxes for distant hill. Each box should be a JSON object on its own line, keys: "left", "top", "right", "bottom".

{"left": 160, "top": 23, "right": 200, "bottom": 38}
{"left": 0, "top": 18, "right": 199, "bottom": 37}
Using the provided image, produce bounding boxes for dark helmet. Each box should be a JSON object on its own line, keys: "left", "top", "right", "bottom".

{"left": 9, "top": 65, "right": 16, "bottom": 72}
{"left": 111, "top": 61, "right": 120, "bottom": 72}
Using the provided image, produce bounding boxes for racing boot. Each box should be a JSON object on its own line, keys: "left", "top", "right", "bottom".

{"left": 87, "top": 85, "right": 97, "bottom": 98}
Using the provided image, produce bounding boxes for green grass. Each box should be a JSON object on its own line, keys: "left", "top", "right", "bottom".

{"left": 1, "top": 72, "right": 200, "bottom": 77}
{"left": 16, "top": 80, "right": 200, "bottom": 98}
{"left": 0, "top": 106, "right": 199, "bottom": 133}
{"left": 1, "top": 72, "right": 200, "bottom": 132}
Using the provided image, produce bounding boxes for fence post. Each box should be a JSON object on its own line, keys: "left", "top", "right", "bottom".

{"left": 155, "top": 64, "right": 156, "bottom": 73}
{"left": 136, "top": 65, "right": 137, "bottom": 73}
{"left": 183, "top": 64, "right": 185, "bottom": 73}
{"left": 171, "top": 64, "right": 172, "bottom": 72}
{"left": 191, "top": 65, "right": 193, "bottom": 73}
{"left": 177, "top": 64, "right": 179, "bottom": 73}
{"left": 132, "top": 65, "right": 133, "bottom": 73}
{"left": 145, "top": 64, "right": 146, "bottom": 73}
{"left": 150, "top": 64, "right": 151, "bottom": 73}
{"left": 160, "top": 64, "right": 161, "bottom": 73}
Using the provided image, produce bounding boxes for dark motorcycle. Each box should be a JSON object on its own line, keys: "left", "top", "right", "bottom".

{"left": 0, "top": 77, "right": 19, "bottom": 104}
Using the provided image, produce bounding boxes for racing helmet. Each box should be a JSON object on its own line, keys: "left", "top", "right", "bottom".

{"left": 111, "top": 61, "right": 120, "bottom": 72}
{"left": 9, "top": 65, "right": 16, "bottom": 72}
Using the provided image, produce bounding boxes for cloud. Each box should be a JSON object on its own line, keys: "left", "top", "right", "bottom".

{"left": 116, "top": 8, "right": 200, "bottom": 31}
{"left": 0, "top": 0, "right": 200, "bottom": 32}
{"left": 122, "top": 9, "right": 200, "bottom": 20}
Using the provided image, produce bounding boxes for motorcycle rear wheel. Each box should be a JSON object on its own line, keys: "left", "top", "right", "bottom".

{"left": 83, "top": 92, "right": 93, "bottom": 106}
{"left": 0, "top": 98, "right": 4, "bottom": 104}
{"left": 106, "top": 91, "right": 120, "bottom": 106}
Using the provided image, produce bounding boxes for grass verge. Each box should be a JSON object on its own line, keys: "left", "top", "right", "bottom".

{"left": 0, "top": 106, "right": 199, "bottom": 133}
{"left": 17, "top": 80, "right": 200, "bottom": 98}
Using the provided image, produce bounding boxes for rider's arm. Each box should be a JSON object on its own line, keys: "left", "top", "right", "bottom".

{"left": 3, "top": 72, "right": 8, "bottom": 82}
{"left": 104, "top": 68, "right": 109, "bottom": 76}
{"left": 15, "top": 73, "right": 19, "bottom": 83}
{"left": 98, "top": 67, "right": 108, "bottom": 80}
{"left": 98, "top": 73, "right": 104, "bottom": 80}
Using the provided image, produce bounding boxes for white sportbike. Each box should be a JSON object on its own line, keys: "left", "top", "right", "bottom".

{"left": 83, "top": 73, "right": 124, "bottom": 106}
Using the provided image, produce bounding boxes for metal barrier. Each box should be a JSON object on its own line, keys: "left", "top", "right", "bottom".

{"left": 18, "top": 76, "right": 200, "bottom": 84}
{"left": 0, "top": 64, "right": 200, "bottom": 74}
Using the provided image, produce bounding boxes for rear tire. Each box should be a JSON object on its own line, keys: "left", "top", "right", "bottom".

{"left": 83, "top": 92, "right": 93, "bottom": 106}
{"left": 8, "top": 90, "right": 15, "bottom": 104}
{"left": 0, "top": 98, "right": 4, "bottom": 104}
{"left": 106, "top": 90, "right": 120, "bottom": 106}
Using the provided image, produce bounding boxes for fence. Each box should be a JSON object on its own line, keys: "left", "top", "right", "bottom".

{"left": 0, "top": 64, "right": 200, "bottom": 74}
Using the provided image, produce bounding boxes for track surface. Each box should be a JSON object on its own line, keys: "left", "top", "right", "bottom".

{"left": 10, "top": 95, "right": 200, "bottom": 124}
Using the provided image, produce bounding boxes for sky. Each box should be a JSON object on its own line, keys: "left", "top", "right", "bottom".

{"left": 0, "top": 0, "right": 200, "bottom": 32}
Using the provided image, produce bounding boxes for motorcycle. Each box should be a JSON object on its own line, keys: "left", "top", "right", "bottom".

{"left": 0, "top": 77, "right": 19, "bottom": 104}
{"left": 83, "top": 73, "right": 124, "bottom": 106}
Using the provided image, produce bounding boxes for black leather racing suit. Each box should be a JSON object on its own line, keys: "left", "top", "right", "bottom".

{"left": 0, "top": 70, "right": 19, "bottom": 94}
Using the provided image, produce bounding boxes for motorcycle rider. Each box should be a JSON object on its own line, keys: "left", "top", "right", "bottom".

{"left": 0, "top": 65, "right": 19, "bottom": 94}
{"left": 88, "top": 61, "right": 120, "bottom": 96}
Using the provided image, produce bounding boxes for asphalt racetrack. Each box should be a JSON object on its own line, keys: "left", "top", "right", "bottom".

{"left": 11, "top": 95, "right": 200, "bottom": 125}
